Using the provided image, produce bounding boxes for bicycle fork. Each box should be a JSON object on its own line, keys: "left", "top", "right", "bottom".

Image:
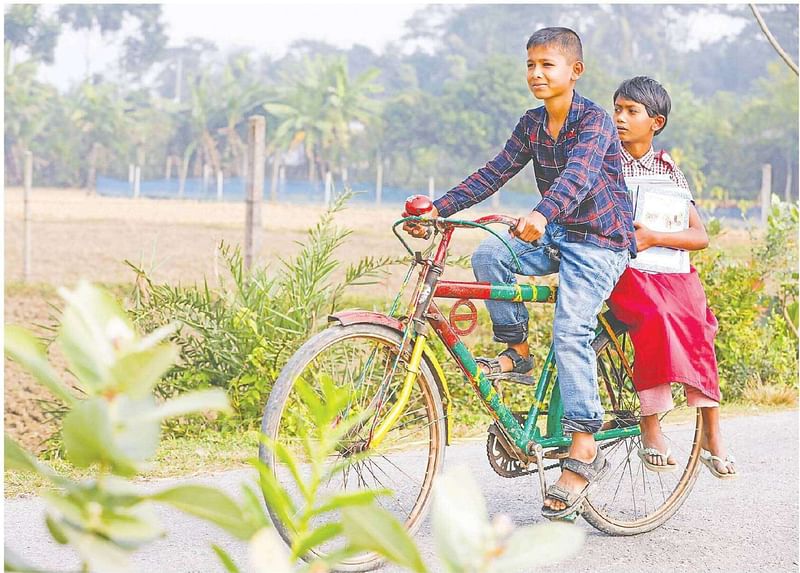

{"left": 368, "top": 332, "right": 427, "bottom": 448}
{"left": 368, "top": 251, "right": 443, "bottom": 449}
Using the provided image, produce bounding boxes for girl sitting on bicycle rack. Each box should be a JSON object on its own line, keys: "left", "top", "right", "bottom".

{"left": 405, "top": 27, "right": 636, "bottom": 519}
{"left": 608, "top": 76, "right": 736, "bottom": 479}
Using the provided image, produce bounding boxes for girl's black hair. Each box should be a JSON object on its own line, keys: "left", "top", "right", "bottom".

{"left": 614, "top": 76, "right": 671, "bottom": 136}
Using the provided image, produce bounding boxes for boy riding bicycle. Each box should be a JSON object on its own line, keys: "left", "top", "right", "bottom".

{"left": 404, "top": 27, "right": 635, "bottom": 519}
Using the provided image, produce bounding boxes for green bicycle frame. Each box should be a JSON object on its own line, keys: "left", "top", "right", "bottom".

{"left": 375, "top": 217, "right": 641, "bottom": 457}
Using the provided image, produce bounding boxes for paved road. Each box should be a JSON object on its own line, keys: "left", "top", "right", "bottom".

{"left": 5, "top": 411, "right": 798, "bottom": 573}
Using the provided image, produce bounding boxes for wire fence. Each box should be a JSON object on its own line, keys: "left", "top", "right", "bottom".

{"left": 96, "top": 174, "right": 764, "bottom": 222}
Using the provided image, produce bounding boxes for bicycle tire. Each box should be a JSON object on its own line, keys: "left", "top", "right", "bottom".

{"left": 580, "top": 319, "right": 704, "bottom": 536}
{"left": 259, "top": 322, "right": 446, "bottom": 571}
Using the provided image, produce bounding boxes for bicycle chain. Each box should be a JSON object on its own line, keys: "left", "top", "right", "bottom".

{"left": 486, "top": 422, "right": 621, "bottom": 479}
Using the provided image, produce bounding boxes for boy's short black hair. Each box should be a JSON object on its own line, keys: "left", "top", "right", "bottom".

{"left": 614, "top": 76, "right": 671, "bottom": 136}
{"left": 526, "top": 27, "right": 583, "bottom": 62}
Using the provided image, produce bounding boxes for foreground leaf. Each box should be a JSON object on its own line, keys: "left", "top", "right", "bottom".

{"left": 4, "top": 325, "right": 76, "bottom": 406}
{"left": 493, "top": 522, "right": 584, "bottom": 571}
{"left": 62, "top": 399, "right": 139, "bottom": 477}
{"left": 150, "top": 485, "right": 256, "bottom": 540}
{"left": 249, "top": 527, "right": 293, "bottom": 573}
{"left": 341, "top": 505, "right": 426, "bottom": 573}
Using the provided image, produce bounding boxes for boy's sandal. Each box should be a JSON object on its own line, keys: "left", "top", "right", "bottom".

{"left": 475, "top": 347, "right": 534, "bottom": 378}
{"left": 541, "top": 449, "right": 609, "bottom": 521}
{"left": 700, "top": 452, "right": 738, "bottom": 480}
{"left": 637, "top": 446, "right": 678, "bottom": 473}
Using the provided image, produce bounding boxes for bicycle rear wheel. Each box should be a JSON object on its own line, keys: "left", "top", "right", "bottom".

{"left": 582, "top": 317, "right": 704, "bottom": 535}
{"left": 259, "top": 322, "right": 446, "bottom": 571}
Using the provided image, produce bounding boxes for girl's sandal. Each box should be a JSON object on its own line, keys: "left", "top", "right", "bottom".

{"left": 700, "top": 452, "right": 737, "bottom": 479}
{"left": 637, "top": 446, "right": 678, "bottom": 473}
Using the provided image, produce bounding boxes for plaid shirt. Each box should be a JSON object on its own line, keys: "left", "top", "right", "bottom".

{"left": 433, "top": 91, "right": 635, "bottom": 254}
{"left": 620, "top": 146, "right": 692, "bottom": 195}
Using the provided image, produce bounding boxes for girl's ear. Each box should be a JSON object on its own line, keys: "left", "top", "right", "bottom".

{"left": 571, "top": 60, "right": 584, "bottom": 80}
{"left": 652, "top": 115, "right": 667, "bottom": 131}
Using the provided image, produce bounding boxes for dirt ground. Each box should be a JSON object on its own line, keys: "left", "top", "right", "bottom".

{"left": 4, "top": 187, "right": 755, "bottom": 452}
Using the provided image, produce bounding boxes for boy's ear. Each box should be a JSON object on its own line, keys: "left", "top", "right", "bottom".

{"left": 571, "top": 60, "right": 584, "bottom": 80}
{"left": 652, "top": 115, "right": 666, "bottom": 132}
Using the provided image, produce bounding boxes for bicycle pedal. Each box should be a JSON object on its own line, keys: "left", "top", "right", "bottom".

{"left": 487, "top": 372, "right": 536, "bottom": 386}
{"left": 559, "top": 508, "right": 581, "bottom": 523}
{"left": 543, "top": 447, "right": 570, "bottom": 460}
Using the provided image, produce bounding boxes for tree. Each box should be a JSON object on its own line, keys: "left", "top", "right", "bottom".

{"left": 265, "top": 55, "right": 382, "bottom": 182}
{"left": 3, "top": 42, "right": 55, "bottom": 183}
{"left": 56, "top": 5, "right": 167, "bottom": 80}
{"left": 4, "top": 4, "right": 60, "bottom": 63}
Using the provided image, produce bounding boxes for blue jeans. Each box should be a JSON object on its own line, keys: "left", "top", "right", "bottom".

{"left": 471, "top": 223, "right": 629, "bottom": 434}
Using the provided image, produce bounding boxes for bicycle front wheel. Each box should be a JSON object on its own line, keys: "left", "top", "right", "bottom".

{"left": 582, "top": 317, "right": 704, "bottom": 535}
{"left": 259, "top": 322, "right": 446, "bottom": 571}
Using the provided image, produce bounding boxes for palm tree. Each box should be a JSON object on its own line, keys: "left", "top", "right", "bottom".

{"left": 265, "top": 55, "right": 382, "bottom": 183}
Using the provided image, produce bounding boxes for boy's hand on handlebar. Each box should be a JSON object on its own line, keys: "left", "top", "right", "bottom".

{"left": 513, "top": 211, "right": 547, "bottom": 242}
{"left": 403, "top": 205, "right": 439, "bottom": 238}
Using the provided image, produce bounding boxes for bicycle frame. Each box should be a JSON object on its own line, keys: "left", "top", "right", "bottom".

{"left": 369, "top": 216, "right": 640, "bottom": 458}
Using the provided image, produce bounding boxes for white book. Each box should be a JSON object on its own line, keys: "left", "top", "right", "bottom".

{"left": 625, "top": 175, "right": 692, "bottom": 274}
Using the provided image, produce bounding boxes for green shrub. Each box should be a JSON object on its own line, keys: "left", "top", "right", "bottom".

{"left": 695, "top": 197, "right": 798, "bottom": 399}
{"left": 127, "top": 191, "right": 401, "bottom": 431}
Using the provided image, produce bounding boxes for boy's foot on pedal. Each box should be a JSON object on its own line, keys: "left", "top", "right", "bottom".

{"left": 476, "top": 346, "right": 533, "bottom": 377}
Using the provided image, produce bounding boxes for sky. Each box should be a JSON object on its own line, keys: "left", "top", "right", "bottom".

{"left": 37, "top": 3, "right": 425, "bottom": 90}
{"left": 35, "top": 2, "right": 749, "bottom": 90}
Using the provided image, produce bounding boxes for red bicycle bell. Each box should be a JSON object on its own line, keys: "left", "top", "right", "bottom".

{"left": 403, "top": 194, "right": 433, "bottom": 217}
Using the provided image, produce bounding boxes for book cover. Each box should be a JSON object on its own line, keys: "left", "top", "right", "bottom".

{"left": 626, "top": 177, "right": 692, "bottom": 274}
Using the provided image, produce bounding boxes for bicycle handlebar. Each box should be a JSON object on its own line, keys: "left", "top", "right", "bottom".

{"left": 392, "top": 214, "right": 528, "bottom": 272}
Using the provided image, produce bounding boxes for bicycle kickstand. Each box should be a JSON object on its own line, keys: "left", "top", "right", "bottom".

{"left": 532, "top": 443, "right": 548, "bottom": 500}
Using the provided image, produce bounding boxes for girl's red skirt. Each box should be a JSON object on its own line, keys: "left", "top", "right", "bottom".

{"left": 606, "top": 266, "right": 721, "bottom": 402}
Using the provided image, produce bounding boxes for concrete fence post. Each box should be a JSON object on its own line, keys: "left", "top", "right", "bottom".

{"left": 23, "top": 150, "right": 33, "bottom": 281}
{"left": 133, "top": 166, "right": 141, "bottom": 199}
{"left": 376, "top": 159, "right": 383, "bottom": 207}
{"left": 324, "top": 171, "right": 333, "bottom": 206}
{"left": 245, "top": 115, "right": 266, "bottom": 270}
{"left": 760, "top": 163, "right": 772, "bottom": 228}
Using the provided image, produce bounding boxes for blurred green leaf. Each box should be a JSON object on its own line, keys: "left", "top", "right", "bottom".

{"left": 57, "top": 282, "right": 133, "bottom": 394}
{"left": 4, "top": 325, "right": 76, "bottom": 406}
{"left": 113, "top": 395, "right": 161, "bottom": 464}
{"left": 293, "top": 522, "right": 343, "bottom": 559}
{"left": 63, "top": 527, "right": 133, "bottom": 573}
{"left": 212, "top": 544, "right": 241, "bottom": 573}
{"left": 150, "top": 485, "right": 256, "bottom": 540}
{"left": 109, "top": 343, "right": 179, "bottom": 398}
{"left": 431, "top": 468, "right": 489, "bottom": 570}
{"left": 311, "top": 489, "right": 388, "bottom": 517}
{"left": 143, "top": 389, "right": 230, "bottom": 422}
{"left": 254, "top": 459, "right": 298, "bottom": 530}
{"left": 45, "top": 514, "right": 69, "bottom": 545}
{"left": 248, "top": 527, "right": 293, "bottom": 573}
{"left": 62, "top": 398, "right": 139, "bottom": 477}
{"left": 341, "top": 505, "right": 426, "bottom": 573}
{"left": 493, "top": 522, "right": 584, "bottom": 571}
{"left": 3, "top": 546, "right": 44, "bottom": 572}
{"left": 5, "top": 433, "right": 42, "bottom": 474}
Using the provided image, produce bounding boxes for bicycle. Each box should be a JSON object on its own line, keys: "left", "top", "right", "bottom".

{"left": 259, "top": 195, "right": 704, "bottom": 571}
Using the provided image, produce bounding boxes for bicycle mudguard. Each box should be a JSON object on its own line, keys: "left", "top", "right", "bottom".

{"left": 328, "top": 310, "right": 452, "bottom": 445}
